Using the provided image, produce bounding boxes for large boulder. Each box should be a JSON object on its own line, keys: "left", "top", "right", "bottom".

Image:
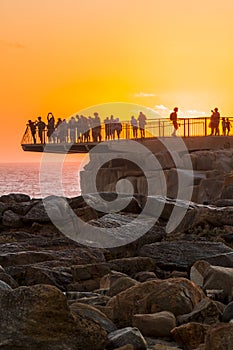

{"left": 70, "top": 302, "right": 117, "bottom": 333}
{"left": 0, "top": 284, "right": 107, "bottom": 350}
{"left": 177, "top": 297, "right": 221, "bottom": 325}
{"left": 132, "top": 311, "right": 176, "bottom": 338}
{"left": 203, "top": 265, "right": 233, "bottom": 297}
{"left": 107, "top": 276, "right": 139, "bottom": 297}
{"left": 171, "top": 322, "right": 210, "bottom": 350}
{"left": 139, "top": 241, "right": 233, "bottom": 270}
{"left": 6, "top": 265, "right": 73, "bottom": 291}
{"left": 107, "top": 278, "right": 205, "bottom": 327}
{"left": 204, "top": 323, "right": 233, "bottom": 350}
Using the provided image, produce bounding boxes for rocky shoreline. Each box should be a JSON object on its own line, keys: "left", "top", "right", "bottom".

{"left": 1, "top": 192, "right": 233, "bottom": 349}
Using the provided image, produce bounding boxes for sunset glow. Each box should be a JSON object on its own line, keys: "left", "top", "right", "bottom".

{"left": 1, "top": 0, "right": 233, "bottom": 161}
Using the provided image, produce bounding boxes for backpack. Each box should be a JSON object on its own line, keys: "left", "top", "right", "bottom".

{"left": 170, "top": 112, "right": 175, "bottom": 121}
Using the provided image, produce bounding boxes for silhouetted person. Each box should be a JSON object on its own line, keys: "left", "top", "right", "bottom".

{"left": 68, "top": 117, "right": 76, "bottom": 143}
{"left": 93, "top": 112, "right": 101, "bottom": 142}
{"left": 226, "top": 118, "right": 231, "bottom": 135}
{"left": 170, "top": 107, "right": 179, "bottom": 136}
{"left": 131, "top": 116, "right": 138, "bottom": 138}
{"left": 36, "top": 116, "right": 46, "bottom": 143}
{"left": 47, "top": 112, "right": 55, "bottom": 142}
{"left": 104, "top": 117, "right": 110, "bottom": 140}
{"left": 115, "top": 118, "right": 122, "bottom": 139}
{"left": 212, "top": 108, "right": 220, "bottom": 135}
{"left": 27, "top": 120, "right": 36, "bottom": 144}
{"left": 109, "top": 115, "right": 116, "bottom": 140}
{"left": 222, "top": 117, "right": 227, "bottom": 136}
{"left": 138, "top": 111, "right": 147, "bottom": 138}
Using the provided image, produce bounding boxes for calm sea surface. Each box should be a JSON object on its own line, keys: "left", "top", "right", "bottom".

{"left": 0, "top": 157, "right": 88, "bottom": 198}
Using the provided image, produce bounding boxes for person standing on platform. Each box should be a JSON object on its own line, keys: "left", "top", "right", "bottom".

{"left": 170, "top": 107, "right": 179, "bottom": 136}
{"left": 131, "top": 116, "right": 138, "bottom": 139}
{"left": 138, "top": 111, "right": 147, "bottom": 138}
{"left": 226, "top": 118, "right": 231, "bottom": 135}
{"left": 36, "top": 116, "right": 46, "bottom": 143}
{"left": 222, "top": 117, "right": 227, "bottom": 136}
{"left": 27, "top": 120, "right": 36, "bottom": 144}
{"left": 213, "top": 108, "right": 220, "bottom": 135}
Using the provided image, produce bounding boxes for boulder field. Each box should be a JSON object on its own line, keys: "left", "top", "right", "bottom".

{"left": 1, "top": 192, "right": 233, "bottom": 349}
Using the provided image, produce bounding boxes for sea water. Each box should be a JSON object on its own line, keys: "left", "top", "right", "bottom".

{"left": 0, "top": 156, "right": 87, "bottom": 198}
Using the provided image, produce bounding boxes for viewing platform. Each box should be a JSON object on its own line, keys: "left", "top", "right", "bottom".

{"left": 21, "top": 117, "right": 233, "bottom": 154}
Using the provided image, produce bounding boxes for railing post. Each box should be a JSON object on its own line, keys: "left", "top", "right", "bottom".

{"left": 188, "top": 118, "right": 190, "bottom": 137}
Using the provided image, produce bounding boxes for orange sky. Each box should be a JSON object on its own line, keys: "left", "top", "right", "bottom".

{"left": 1, "top": 0, "right": 233, "bottom": 162}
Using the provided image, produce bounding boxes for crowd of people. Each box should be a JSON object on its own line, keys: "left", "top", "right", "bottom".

{"left": 27, "top": 111, "right": 147, "bottom": 144}
{"left": 208, "top": 108, "right": 231, "bottom": 136}
{"left": 26, "top": 108, "right": 231, "bottom": 144}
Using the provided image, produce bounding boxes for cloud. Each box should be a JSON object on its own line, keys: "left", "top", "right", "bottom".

{"left": 154, "top": 104, "right": 169, "bottom": 111}
{"left": 0, "top": 40, "right": 25, "bottom": 49}
{"left": 186, "top": 109, "right": 207, "bottom": 116}
{"left": 134, "top": 92, "right": 156, "bottom": 98}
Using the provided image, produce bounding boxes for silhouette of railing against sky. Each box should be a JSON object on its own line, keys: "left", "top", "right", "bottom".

{"left": 21, "top": 116, "right": 231, "bottom": 147}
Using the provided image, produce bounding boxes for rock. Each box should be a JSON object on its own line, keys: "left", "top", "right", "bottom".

{"left": 67, "top": 291, "right": 110, "bottom": 306}
{"left": 212, "top": 198, "right": 233, "bottom": 207}
{"left": 132, "top": 311, "right": 176, "bottom": 338}
{"left": 23, "top": 200, "right": 50, "bottom": 222}
{"left": 71, "top": 262, "right": 111, "bottom": 282}
{"left": 107, "top": 327, "right": 147, "bottom": 350}
{"left": 0, "top": 193, "right": 30, "bottom": 203}
{"left": 190, "top": 260, "right": 211, "bottom": 287}
{"left": 0, "top": 271, "right": 18, "bottom": 288}
{"left": 100, "top": 271, "right": 128, "bottom": 289}
{"left": 221, "top": 184, "right": 233, "bottom": 199}
{"left": 203, "top": 265, "right": 233, "bottom": 298}
{"left": 0, "top": 279, "right": 12, "bottom": 290}
{"left": 134, "top": 271, "right": 158, "bottom": 282}
{"left": 109, "top": 257, "right": 157, "bottom": 276}
{"left": 2, "top": 210, "right": 23, "bottom": 227}
{"left": 151, "top": 345, "right": 181, "bottom": 350}
{"left": 108, "top": 276, "right": 139, "bottom": 297}
{"left": 7, "top": 265, "right": 73, "bottom": 291}
{"left": 0, "top": 250, "right": 56, "bottom": 267}
{"left": 171, "top": 322, "right": 210, "bottom": 350}
{"left": 0, "top": 284, "right": 107, "bottom": 350}
{"left": 70, "top": 302, "right": 117, "bottom": 333}
{"left": 204, "top": 323, "right": 233, "bottom": 350}
{"left": 139, "top": 241, "right": 233, "bottom": 270}
{"left": 222, "top": 301, "right": 233, "bottom": 322}
{"left": 107, "top": 278, "right": 205, "bottom": 327}
{"left": 113, "top": 346, "right": 134, "bottom": 350}
{"left": 177, "top": 297, "right": 221, "bottom": 325}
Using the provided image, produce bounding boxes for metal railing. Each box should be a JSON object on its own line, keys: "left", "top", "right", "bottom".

{"left": 21, "top": 117, "right": 232, "bottom": 145}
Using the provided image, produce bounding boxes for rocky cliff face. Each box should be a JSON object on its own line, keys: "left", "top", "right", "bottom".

{"left": 81, "top": 148, "right": 233, "bottom": 204}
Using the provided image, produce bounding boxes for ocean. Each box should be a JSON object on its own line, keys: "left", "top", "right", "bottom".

{"left": 0, "top": 156, "right": 88, "bottom": 198}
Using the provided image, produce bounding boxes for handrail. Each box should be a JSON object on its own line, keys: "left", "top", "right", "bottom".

{"left": 21, "top": 116, "right": 232, "bottom": 145}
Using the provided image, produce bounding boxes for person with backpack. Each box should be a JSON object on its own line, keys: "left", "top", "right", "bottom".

{"left": 170, "top": 107, "right": 179, "bottom": 136}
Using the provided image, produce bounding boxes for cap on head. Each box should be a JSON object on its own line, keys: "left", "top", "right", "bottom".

{"left": 174, "top": 107, "right": 178, "bottom": 112}
{"left": 214, "top": 107, "right": 218, "bottom": 111}
{"left": 38, "top": 116, "right": 41, "bottom": 120}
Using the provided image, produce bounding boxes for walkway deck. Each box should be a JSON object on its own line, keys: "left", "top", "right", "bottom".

{"left": 21, "top": 117, "right": 233, "bottom": 154}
